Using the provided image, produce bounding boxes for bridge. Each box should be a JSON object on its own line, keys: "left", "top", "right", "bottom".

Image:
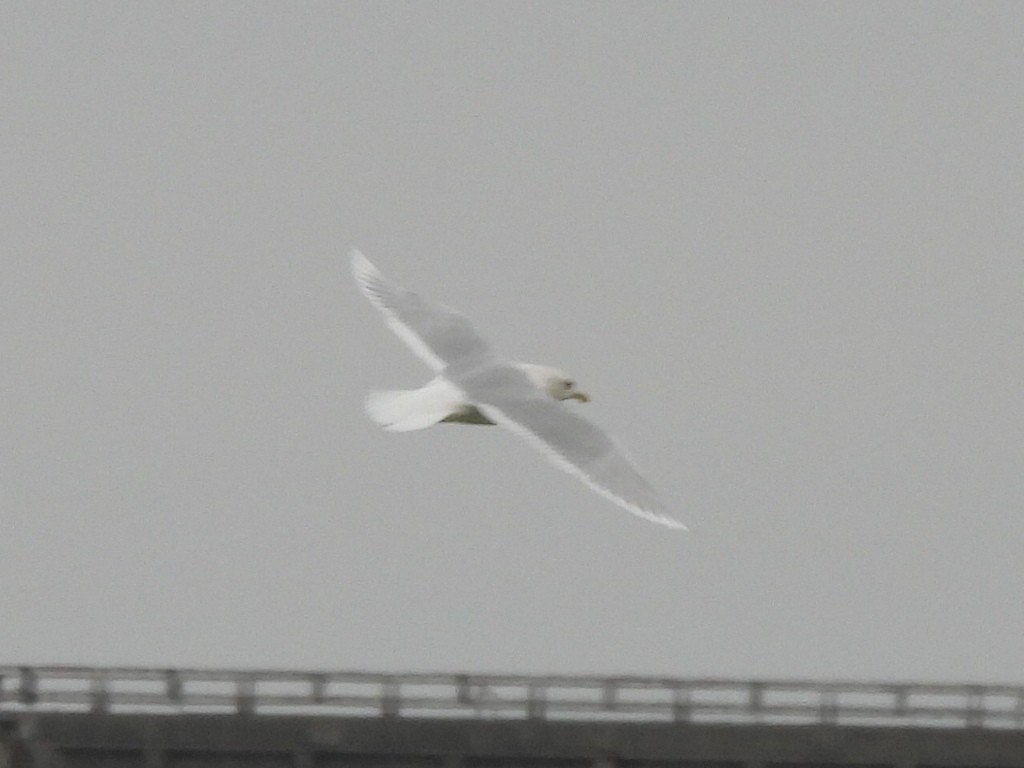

{"left": 2, "top": 666, "right": 1023, "bottom": 768}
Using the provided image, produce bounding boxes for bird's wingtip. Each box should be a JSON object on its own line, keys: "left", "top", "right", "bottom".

{"left": 349, "top": 249, "right": 382, "bottom": 287}
{"left": 657, "top": 515, "right": 689, "bottom": 532}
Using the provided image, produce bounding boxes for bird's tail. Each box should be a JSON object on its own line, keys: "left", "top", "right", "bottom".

{"left": 364, "top": 379, "right": 462, "bottom": 432}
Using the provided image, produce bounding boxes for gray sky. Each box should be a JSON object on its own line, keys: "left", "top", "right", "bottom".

{"left": 3, "top": 2, "right": 1023, "bottom": 684}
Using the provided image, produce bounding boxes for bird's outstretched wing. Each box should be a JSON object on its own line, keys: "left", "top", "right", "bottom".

{"left": 477, "top": 396, "right": 687, "bottom": 530}
{"left": 350, "top": 249, "right": 493, "bottom": 371}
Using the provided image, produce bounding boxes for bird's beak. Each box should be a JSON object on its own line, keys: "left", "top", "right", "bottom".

{"left": 570, "top": 391, "right": 590, "bottom": 403}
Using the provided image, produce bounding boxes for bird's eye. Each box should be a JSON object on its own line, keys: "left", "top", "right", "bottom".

{"left": 564, "top": 380, "right": 574, "bottom": 388}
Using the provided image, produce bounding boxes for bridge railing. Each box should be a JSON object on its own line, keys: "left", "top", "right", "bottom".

{"left": 2, "top": 666, "right": 1022, "bottom": 729}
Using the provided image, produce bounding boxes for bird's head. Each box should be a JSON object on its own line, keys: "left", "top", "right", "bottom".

{"left": 516, "top": 363, "right": 590, "bottom": 403}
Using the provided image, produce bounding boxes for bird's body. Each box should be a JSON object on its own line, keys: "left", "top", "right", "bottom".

{"left": 350, "top": 249, "right": 687, "bottom": 530}
{"left": 441, "top": 404, "right": 495, "bottom": 425}
{"left": 365, "top": 362, "right": 587, "bottom": 431}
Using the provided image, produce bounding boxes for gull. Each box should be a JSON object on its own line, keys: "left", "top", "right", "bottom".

{"left": 350, "top": 249, "right": 686, "bottom": 530}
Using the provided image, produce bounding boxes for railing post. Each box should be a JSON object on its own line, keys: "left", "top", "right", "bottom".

{"left": 965, "top": 685, "right": 983, "bottom": 728}
{"left": 17, "top": 668, "right": 38, "bottom": 706}
{"left": 90, "top": 673, "right": 110, "bottom": 713}
{"left": 672, "top": 684, "right": 691, "bottom": 722}
{"left": 165, "top": 670, "right": 182, "bottom": 705}
{"left": 893, "top": 685, "right": 908, "bottom": 719}
{"left": 748, "top": 682, "right": 764, "bottom": 721}
{"left": 381, "top": 678, "right": 400, "bottom": 717}
{"left": 601, "top": 680, "right": 617, "bottom": 712}
{"left": 455, "top": 674, "right": 471, "bottom": 706}
{"left": 526, "top": 683, "right": 546, "bottom": 720}
{"left": 819, "top": 686, "right": 838, "bottom": 726}
{"left": 236, "top": 674, "right": 255, "bottom": 716}
{"left": 310, "top": 673, "right": 326, "bottom": 705}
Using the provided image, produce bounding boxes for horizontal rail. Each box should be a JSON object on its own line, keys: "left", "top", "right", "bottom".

{"left": 1, "top": 666, "right": 1022, "bottom": 729}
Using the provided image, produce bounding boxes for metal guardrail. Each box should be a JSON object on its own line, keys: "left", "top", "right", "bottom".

{"left": 1, "top": 666, "right": 1023, "bottom": 729}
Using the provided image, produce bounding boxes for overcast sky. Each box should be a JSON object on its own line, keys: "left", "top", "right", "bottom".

{"left": 3, "top": 2, "right": 1023, "bottom": 684}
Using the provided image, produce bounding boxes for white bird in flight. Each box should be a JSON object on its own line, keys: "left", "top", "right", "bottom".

{"left": 350, "top": 250, "right": 686, "bottom": 530}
